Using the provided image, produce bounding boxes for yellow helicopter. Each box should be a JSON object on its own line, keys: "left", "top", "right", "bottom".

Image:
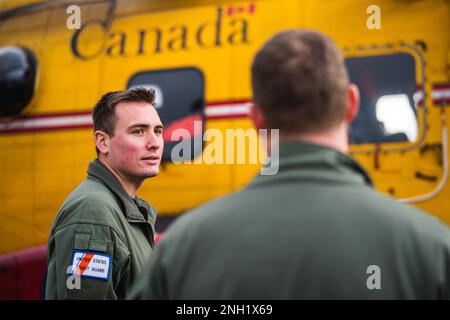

{"left": 0, "top": 0, "right": 448, "bottom": 298}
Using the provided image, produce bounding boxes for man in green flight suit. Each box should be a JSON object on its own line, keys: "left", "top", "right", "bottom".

{"left": 45, "top": 88, "right": 164, "bottom": 299}
{"left": 129, "top": 30, "right": 450, "bottom": 299}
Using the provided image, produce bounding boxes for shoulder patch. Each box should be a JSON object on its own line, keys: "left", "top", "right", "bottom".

{"left": 69, "top": 251, "right": 111, "bottom": 280}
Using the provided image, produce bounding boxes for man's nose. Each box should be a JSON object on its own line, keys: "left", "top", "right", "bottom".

{"left": 146, "top": 132, "right": 162, "bottom": 150}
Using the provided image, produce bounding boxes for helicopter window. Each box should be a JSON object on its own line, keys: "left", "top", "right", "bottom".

{"left": 346, "top": 53, "right": 418, "bottom": 144}
{"left": 375, "top": 94, "right": 418, "bottom": 142}
{"left": 127, "top": 68, "right": 205, "bottom": 163}
{"left": 0, "top": 46, "right": 38, "bottom": 117}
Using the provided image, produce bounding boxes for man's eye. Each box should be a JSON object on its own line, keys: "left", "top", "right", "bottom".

{"left": 155, "top": 129, "right": 163, "bottom": 135}
{"left": 133, "top": 129, "right": 145, "bottom": 134}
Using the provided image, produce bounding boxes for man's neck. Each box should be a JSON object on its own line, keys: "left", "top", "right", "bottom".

{"left": 279, "top": 124, "right": 349, "bottom": 153}
{"left": 98, "top": 157, "right": 141, "bottom": 198}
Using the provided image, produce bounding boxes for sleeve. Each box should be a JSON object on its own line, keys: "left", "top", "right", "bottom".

{"left": 126, "top": 244, "right": 168, "bottom": 300}
{"left": 45, "top": 222, "right": 130, "bottom": 300}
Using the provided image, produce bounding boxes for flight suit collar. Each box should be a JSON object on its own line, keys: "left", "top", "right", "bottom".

{"left": 87, "top": 160, "right": 156, "bottom": 226}
{"left": 251, "top": 141, "right": 373, "bottom": 188}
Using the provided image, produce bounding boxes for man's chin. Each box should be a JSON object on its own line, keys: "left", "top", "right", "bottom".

{"left": 143, "top": 168, "right": 159, "bottom": 178}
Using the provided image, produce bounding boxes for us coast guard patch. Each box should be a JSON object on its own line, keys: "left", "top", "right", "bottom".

{"left": 69, "top": 251, "right": 111, "bottom": 280}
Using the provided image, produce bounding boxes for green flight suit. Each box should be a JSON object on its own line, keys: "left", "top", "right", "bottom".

{"left": 45, "top": 160, "right": 156, "bottom": 299}
{"left": 129, "top": 142, "right": 450, "bottom": 299}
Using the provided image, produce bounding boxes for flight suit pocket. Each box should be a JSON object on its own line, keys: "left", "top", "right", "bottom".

{"left": 89, "top": 240, "right": 108, "bottom": 252}
{"left": 73, "top": 230, "right": 112, "bottom": 253}
{"left": 73, "top": 230, "right": 90, "bottom": 250}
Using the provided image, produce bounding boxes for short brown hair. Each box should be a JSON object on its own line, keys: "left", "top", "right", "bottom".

{"left": 92, "top": 87, "right": 156, "bottom": 152}
{"left": 251, "top": 29, "right": 349, "bottom": 134}
{"left": 92, "top": 87, "right": 156, "bottom": 135}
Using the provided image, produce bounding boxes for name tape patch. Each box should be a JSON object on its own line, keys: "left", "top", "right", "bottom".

{"left": 69, "top": 251, "right": 111, "bottom": 280}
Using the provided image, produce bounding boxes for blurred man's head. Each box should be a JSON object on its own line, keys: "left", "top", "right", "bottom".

{"left": 251, "top": 29, "right": 359, "bottom": 145}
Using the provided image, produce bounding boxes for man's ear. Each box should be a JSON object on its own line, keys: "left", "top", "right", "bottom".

{"left": 94, "top": 130, "right": 110, "bottom": 155}
{"left": 345, "top": 84, "right": 360, "bottom": 124}
{"left": 249, "top": 103, "right": 267, "bottom": 130}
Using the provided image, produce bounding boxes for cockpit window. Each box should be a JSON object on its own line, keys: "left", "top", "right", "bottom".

{"left": 346, "top": 53, "right": 418, "bottom": 144}
{"left": 0, "top": 46, "right": 38, "bottom": 117}
{"left": 127, "top": 68, "right": 205, "bottom": 163}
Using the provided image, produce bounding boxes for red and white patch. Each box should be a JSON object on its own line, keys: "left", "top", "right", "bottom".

{"left": 69, "top": 251, "right": 111, "bottom": 280}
